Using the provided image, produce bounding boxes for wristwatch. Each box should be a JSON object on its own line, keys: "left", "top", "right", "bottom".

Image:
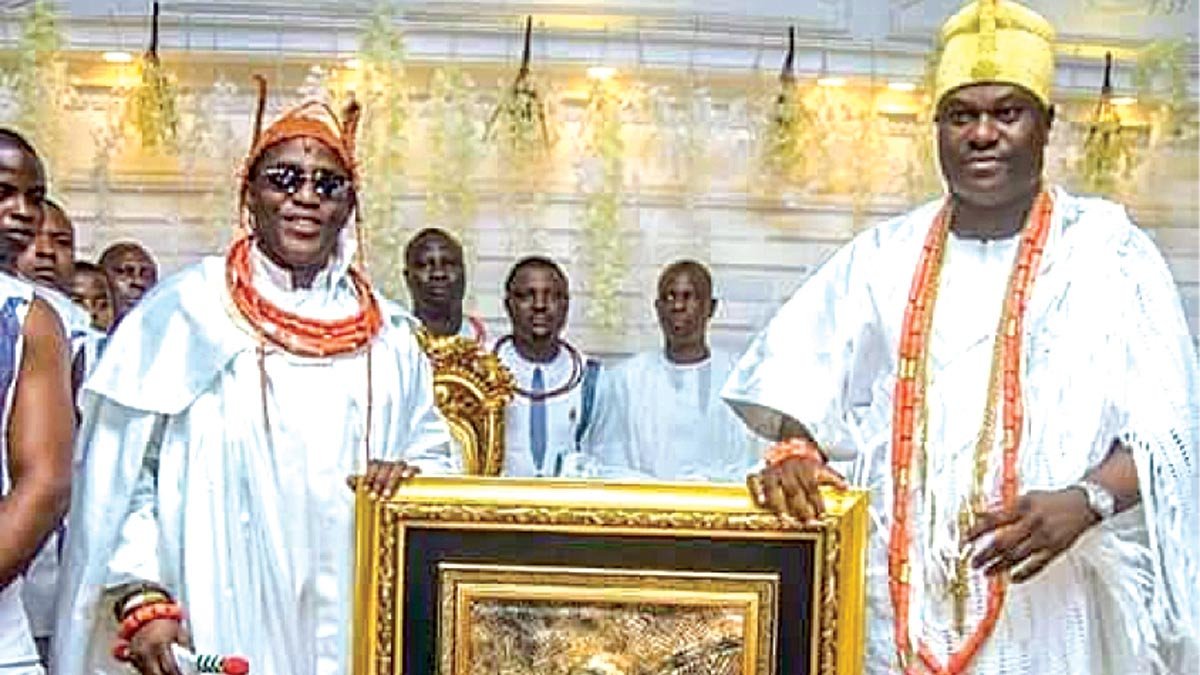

{"left": 1071, "top": 479, "right": 1116, "bottom": 520}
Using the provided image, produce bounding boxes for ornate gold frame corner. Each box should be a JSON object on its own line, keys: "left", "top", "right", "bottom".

{"left": 353, "top": 477, "right": 868, "bottom": 675}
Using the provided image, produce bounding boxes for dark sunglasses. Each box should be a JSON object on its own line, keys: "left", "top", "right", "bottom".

{"left": 259, "top": 164, "right": 352, "bottom": 201}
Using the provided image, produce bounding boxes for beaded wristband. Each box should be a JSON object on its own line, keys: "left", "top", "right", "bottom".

{"left": 764, "top": 437, "right": 826, "bottom": 468}
{"left": 112, "top": 582, "right": 173, "bottom": 622}
{"left": 119, "top": 590, "right": 171, "bottom": 622}
{"left": 118, "top": 601, "right": 185, "bottom": 641}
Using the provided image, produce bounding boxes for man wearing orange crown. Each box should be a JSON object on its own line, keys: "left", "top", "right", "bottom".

{"left": 53, "top": 91, "right": 454, "bottom": 675}
{"left": 724, "top": 1, "right": 1197, "bottom": 673}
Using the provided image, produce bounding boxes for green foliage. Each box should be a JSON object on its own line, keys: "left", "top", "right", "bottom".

{"left": 355, "top": 1, "right": 410, "bottom": 299}
{"left": 13, "top": 0, "right": 72, "bottom": 184}
{"left": 127, "top": 55, "right": 180, "bottom": 152}
{"left": 580, "top": 79, "right": 627, "bottom": 332}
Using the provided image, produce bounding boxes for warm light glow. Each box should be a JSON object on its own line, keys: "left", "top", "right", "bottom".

{"left": 1111, "top": 96, "right": 1137, "bottom": 107}
{"left": 102, "top": 51, "right": 133, "bottom": 64}
{"left": 888, "top": 81, "right": 917, "bottom": 92}
{"left": 879, "top": 103, "right": 918, "bottom": 116}
{"left": 587, "top": 66, "right": 617, "bottom": 81}
{"left": 817, "top": 77, "right": 847, "bottom": 87}
{"left": 343, "top": 58, "right": 362, "bottom": 70}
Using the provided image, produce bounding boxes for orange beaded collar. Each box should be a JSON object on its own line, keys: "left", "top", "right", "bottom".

{"left": 889, "top": 191, "right": 1053, "bottom": 674}
{"left": 225, "top": 236, "right": 382, "bottom": 358}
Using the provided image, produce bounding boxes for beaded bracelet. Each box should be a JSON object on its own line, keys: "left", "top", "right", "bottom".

{"left": 118, "top": 590, "right": 172, "bottom": 622}
{"left": 764, "top": 437, "right": 826, "bottom": 468}
{"left": 118, "top": 601, "right": 185, "bottom": 641}
{"left": 112, "top": 582, "right": 173, "bottom": 622}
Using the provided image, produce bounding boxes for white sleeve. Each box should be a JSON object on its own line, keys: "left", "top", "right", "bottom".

{"left": 578, "top": 362, "right": 637, "bottom": 472}
{"left": 104, "top": 417, "right": 166, "bottom": 588}
{"left": 392, "top": 332, "right": 458, "bottom": 474}
{"left": 1104, "top": 224, "right": 1199, "bottom": 668}
{"left": 562, "top": 364, "right": 652, "bottom": 480}
{"left": 721, "top": 236, "right": 879, "bottom": 461}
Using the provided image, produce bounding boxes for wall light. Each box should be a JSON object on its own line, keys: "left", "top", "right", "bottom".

{"left": 887, "top": 81, "right": 917, "bottom": 92}
{"left": 587, "top": 66, "right": 617, "bottom": 81}
{"left": 1110, "top": 96, "right": 1137, "bottom": 107}
{"left": 102, "top": 51, "right": 134, "bottom": 64}
{"left": 342, "top": 58, "right": 362, "bottom": 70}
{"left": 817, "top": 76, "right": 847, "bottom": 87}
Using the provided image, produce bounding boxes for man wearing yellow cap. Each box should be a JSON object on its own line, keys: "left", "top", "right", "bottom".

{"left": 53, "top": 95, "right": 454, "bottom": 674}
{"left": 723, "top": 1, "right": 1197, "bottom": 673}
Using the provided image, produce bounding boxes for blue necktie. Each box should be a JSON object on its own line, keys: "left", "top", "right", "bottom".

{"left": 530, "top": 367, "right": 547, "bottom": 471}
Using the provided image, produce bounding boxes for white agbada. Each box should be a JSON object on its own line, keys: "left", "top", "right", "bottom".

{"left": 586, "top": 348, "right": 763, "bottom": 481}
{"left": 0, "top": 274, "right": 43, "bottom": 675}
{"left": 53, "top": 239, "right": 454, "bottom": 675}
{"left": 723, "top": 188, "right": 1198, "bottom": 674}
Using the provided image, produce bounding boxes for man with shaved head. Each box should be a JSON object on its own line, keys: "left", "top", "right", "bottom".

{"left": 585, "top": 260, "right": 761, "bottom": 481}
{"left": 402, "top": 228, "right": 486, "bottom": 344}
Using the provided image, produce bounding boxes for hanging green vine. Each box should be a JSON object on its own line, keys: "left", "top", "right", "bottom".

{"left": 1133, "top": 39, "right": 1193, "bottom": 143}
{"left": 579, "top": 77, "right": 627, "bottom": 333}
{"left": 354, "top": 1, "right": 410, "bottom": 298}
{"left": 426, "top": 67, "right": 480, "bottom": 234}
{"left": 126, "top": 2, "right": 180, "bottom": 152}
{"left": 1079, "top": 53, "right": 1137, "bottom": 196}
{"left": 425, "top": 66, "right": 482, "bottom": 301}
{"left": 487, "top": 16, "right": 556, "bottom": 254}
{"left": 757, "top": 27, "right": 815, "bottom": 191}
{"left": 13, "top": 0, "right": 72, "bottom": 184}
{"left": 486, "top": 16, "right": 555, "bottom": 188}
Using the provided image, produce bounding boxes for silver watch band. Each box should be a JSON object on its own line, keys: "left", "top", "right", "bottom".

{"left": 1072, "top": 479, "right": 1116, "bottom": 520}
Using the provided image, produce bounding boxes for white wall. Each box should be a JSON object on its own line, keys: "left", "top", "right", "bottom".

{"left": 2, "top": 0, "right": 1194, "bottom": 359}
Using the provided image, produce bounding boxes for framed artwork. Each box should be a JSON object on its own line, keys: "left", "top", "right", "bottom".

{"left": 352, "top": 477, "right": 868, "bottom": 675}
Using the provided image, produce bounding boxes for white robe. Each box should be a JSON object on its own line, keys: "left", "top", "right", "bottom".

{"left": 53, "top": 245, "right": 454, "bottom": 675}
{"left": 586, "top": 349, "right": 763, "bottom": 482}
{"left": 722, "top": 187, "right": 1198, "bottom": 674}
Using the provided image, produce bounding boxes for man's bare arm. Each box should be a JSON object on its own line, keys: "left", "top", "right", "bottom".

{"left": 0, "top": 297, "right": 74, "bottom": 589}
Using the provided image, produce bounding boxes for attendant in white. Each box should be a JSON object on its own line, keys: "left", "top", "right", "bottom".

{"left": 494, "top": 256, "right": 603, "bottom": 478}
{"left": 54, "top": 98, "right": 453, "bottom": 675}
{"left": 403, "top": 227, "right": 487, "bottom": 344}
{"left": 725, "top": 2, "right": 1197, "bottom": 673}
{"left": 587, "top": 260, "right": 762, "bottom": 481}
{"left": 0, "top": 128, "right": 74, "bottom": 675}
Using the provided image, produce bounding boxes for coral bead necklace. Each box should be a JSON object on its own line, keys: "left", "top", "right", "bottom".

{"left": 889, "top": 191, "right": 1053, "bottom": 674}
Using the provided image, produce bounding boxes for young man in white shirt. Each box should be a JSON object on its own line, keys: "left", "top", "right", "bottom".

{"left": 493, "top": 256, "right": 602, "bottom": 478}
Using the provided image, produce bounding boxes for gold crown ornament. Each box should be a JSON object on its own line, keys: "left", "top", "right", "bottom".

{"left": 933, "top": 0, "right": 1056, "bottom": 109}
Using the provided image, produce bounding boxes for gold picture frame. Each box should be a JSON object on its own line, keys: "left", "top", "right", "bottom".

{"left": 353, "top": 477, "right": 868, "bottom": 675}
